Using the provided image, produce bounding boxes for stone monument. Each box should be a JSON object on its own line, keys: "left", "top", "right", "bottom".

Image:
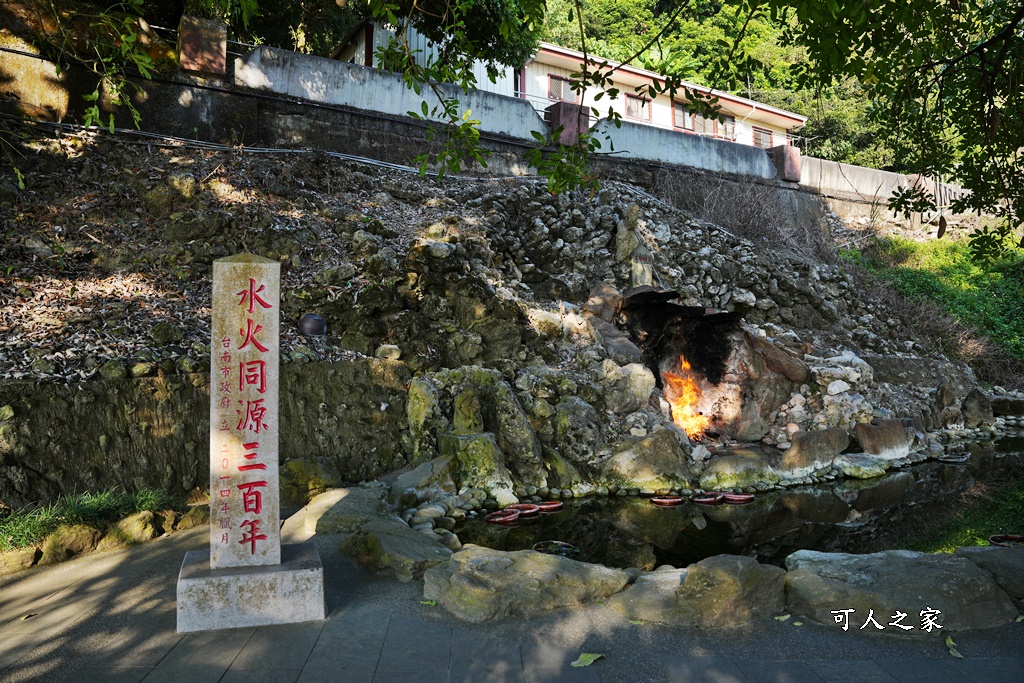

{"left": 176, "top": 254, "right": 326, "bottom": 632}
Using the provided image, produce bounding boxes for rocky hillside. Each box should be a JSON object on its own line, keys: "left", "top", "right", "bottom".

{"left": 0, "top": 132, "right": 1016, "bottom": 507}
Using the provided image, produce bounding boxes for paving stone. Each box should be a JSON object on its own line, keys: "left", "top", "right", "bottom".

{"left": 947, "top": 658, "right": 1024, "bottom": 683}
{"left": 663, "top": 656, "right": 746, "bottom": 683}
{"left": 63, "top": 666, "right": 153, "bottom": 683}
{"left": 88, "top": 612, "right": 182, "bottom": 667}
{"left": 231, "top": 622, "right": 324, "bottom": 670}
{"left": 450, "top": 630, "right": 523, "bottom": 683}
{"left": 874, "top": 658, "right": 962, "bottom": 683}
{"left": 521, "top": 640, "right": 600, "bottom": 683}
{"left": 221, "top": 669, "right": 302, "bottom": 683}
{"left": 297, "top": 603, "right": 390, "bottom": 683}
{"left": 805, "top": 659, "right": 898, "bottom": 683}
{"left": 374, "top": 613, "right": 451, "bottom": 683}
{"left": 734, "top": 659, "right": 824, "bottom": 683}
{"left": 142, "top": 630, "right": 255, "bottom": 683}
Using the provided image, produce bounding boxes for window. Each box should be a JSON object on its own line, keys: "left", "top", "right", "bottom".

{"left": 673, "top": 102, "right": 716, "bottom": 135}
{"left": 752, "top": 127, "right": 774, "bottom": 148}
{"left": 626, "top": 94, "right": 650, "bottom": 120}
{"left": 548, "top": 75, "right": 576, "bottom": 103}
{"left": 719, "top": 115, "right": 736, "bottom": 141}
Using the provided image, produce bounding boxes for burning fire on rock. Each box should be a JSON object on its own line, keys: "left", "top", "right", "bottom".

{"left": 663, "top": 356, "right": 711, "bottom": 439}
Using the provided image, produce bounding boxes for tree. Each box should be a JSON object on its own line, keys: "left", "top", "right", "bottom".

{"left": 735, "top": 0, "right": 1024, "bottom": 262}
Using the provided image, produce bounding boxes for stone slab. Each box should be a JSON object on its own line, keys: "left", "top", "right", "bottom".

{"left": 176, "top": 542, "right": 325, "bottom": 633}
{"left": 210, "top": 254, "right": 282, "bottom": 568}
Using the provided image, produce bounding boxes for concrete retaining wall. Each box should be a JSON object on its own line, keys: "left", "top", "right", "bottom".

{"left": 234, "top": 46, "right": 547, "bottom": 145}
{"left": 801, "top": 156, "right": 968, "bottom": 220}
{"left": 592, "top": 118, "right": 778, "bottom": 180}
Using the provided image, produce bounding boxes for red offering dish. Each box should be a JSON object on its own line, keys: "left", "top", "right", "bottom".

{"left": 722, "top": 493, "right": 755, "bottom": 505}
{"left": 690, "top": 492, "right": 725, "bottom": 505}
{"left": 988, "top": 534, "right": 1024, "bottom": 547}
{"left": 651, "top": 496, "right": 684, "bottom": 507}
{"left": 484, "top": 509, "right": 521, "bottom": 525}
{"left": 506, "top": 503, "right": 541, "bottom": 517}
{"left": 537, "top": 501, "right": 564, "bottom": 513}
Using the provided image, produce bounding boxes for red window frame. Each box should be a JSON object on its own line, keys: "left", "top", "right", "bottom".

{"left": 752, "top": 126, "right": 774, "bottom": 148}
{"left": 626, "top": 94, "right": 651, "bottom": 120}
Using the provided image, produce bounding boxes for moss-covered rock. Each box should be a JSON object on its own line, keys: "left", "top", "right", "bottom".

{"left": 281, "top": 456, "right": 338, "bottom": 507}
{"left": 423, "top": 545, "right": 632, "bottom": 622}
{"left": 699, "top": 450, "right": 781, "bottom": 490}
{"left": 553, "top": 396, "right": 602, "bottom": 471}
{"left": 176, "top": 504, "right": 211, "bottom": 530}
{"left": 340, "top": 518, "right": 452, "bottom": 581}
{"left": 149, "top": 322, "right": 185, "bottom": 346}
{"left": 833, "top": 453, "right": 887, "bottom": 479}
{"left": 407, "top": 377, "right": 443, "bottom": 466}
{"left": 39, "top": 524, "right": 102, "bottom": 565}
{"left": 440, "top": 433, "right": 517, "bottom": 506}
{"left": 97, "top": 511, "right": 161, "bottom": 551}
{"left": 0, "top": 546, "right": 40, "bottom": 575}
{"left": 606, "top": 554, "right": 786, "bottom": 627}
{"left": 601, "top": 429, "right": 697, "bottom": 493}
{"left": 387, "top": 456, "right": 457, "bottom": 509}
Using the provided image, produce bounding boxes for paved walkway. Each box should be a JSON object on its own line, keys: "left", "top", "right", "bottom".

{"left": 1, "top": 522, "right": 1021, "bottom": 682}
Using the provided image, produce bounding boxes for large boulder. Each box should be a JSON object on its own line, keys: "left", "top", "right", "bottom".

{"left": 745, "top": 333, "right": 810, "bottom": 384}
{"left": 587, "top": 317, "right": 644, "bottom": 364}
{"left": 341, "top": 518, "right": 452, "bottom": 581}
{"left": 606, "top": 555, "right": 786, "bottom": 628}
{"left": 554, "top": 396, "right": 604, "bottom": 471}
{"left": 423, "top": 545, "right": 631, "bottom": 622}
{"left": 387, "top": 456, "right": 457, "bottom": 509}
{"left": 992, "top": 396, "right": 1024, "bottom": 417}
{"left": 833, "top": 453, "right": 888, "bottom": 479}
{"left": 601, "top": 429, "right": 696, "bottom": 493}
{"left": 786, "top": 550, "right": 1019, "bottom": 635}
{"left": 954, "top": 546, "right": 1024, "bottom": 610}
{"left": 438, "top": 433, "right": 517, "bottom": 506}
{"left": 0, "top": 547, "right": 40, "bottom": 575}
{"left": 96, "top": 511, "right": 162, "bottom": 551}
{"left": 779, "top": 428, "right": 849, "bottom": 477}
{"left": 308, "top": 486, "right": 391, "bottom": 535}
{"left": 599, "top": 361, "right": 656, "bottom": 415}
{"left": 960, "top": 388, "right": 993, "bottom": 428}
{"left": 853, "top": 419, "right": 909, "bottom": 461}
{"left": 39, "top": 524, "right": 102, "bottom": 565}
{"left": 492, "top": 381, "right": 546, "bottom": 487}
{"left": 699, "top": 450, "right": 780, "bottom": 490}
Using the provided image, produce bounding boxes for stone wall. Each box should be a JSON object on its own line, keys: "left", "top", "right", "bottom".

{"left": 0, "top": 359, "right": 411, "bottom": 508}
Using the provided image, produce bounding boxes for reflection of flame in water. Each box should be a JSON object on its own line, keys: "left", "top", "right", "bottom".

{"left": 663, "top": 356, "right": 710, "bottom": 439}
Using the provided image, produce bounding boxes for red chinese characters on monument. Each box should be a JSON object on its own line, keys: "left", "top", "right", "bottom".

{"left": 233, "top": 278, "right": 273, "bottom": 555}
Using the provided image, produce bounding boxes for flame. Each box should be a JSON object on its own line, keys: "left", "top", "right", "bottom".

{"left": 663, "top": 356, "right": 711, "bottom": 439}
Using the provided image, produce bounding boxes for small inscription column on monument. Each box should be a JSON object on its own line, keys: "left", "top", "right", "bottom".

{"left": 209, "top": 254, "right": 281, "bottom": 568}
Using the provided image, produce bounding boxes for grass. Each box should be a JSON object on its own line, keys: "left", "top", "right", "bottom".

{"left": 840, "top": 236, "right": 1024, "bottom": 387}
{"left": 0, "top": 488, "right": 181, "bottom": 553}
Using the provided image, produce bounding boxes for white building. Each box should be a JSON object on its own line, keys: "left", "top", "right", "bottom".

{"left": 333, "top": 22, "right": 806, "bottom": 149}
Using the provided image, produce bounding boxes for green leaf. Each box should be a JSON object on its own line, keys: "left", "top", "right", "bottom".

{"left": 420, "top": 600, "right": 437, "bottom": 606}
{"left": 570, "top": 653, "right": 604, "bottom": 667}
{"left": 1016, "top": 616, "right": 1024, "bottom": 623}
{"left": 944, "top": 635, "right": 964, "bottom": 659}
{"left": 629, "top": 619, "right": 644, "bottom": 625}
{"left": 774, "top": 614, "right": 791, "bottom": 621}
{"left": 792, "top": 622, "right": 803, "bottom": 626}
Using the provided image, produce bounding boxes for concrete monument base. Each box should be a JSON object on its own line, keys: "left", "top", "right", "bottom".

{"left": 176, "top": 541, "right": 326, "bottom": 633}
